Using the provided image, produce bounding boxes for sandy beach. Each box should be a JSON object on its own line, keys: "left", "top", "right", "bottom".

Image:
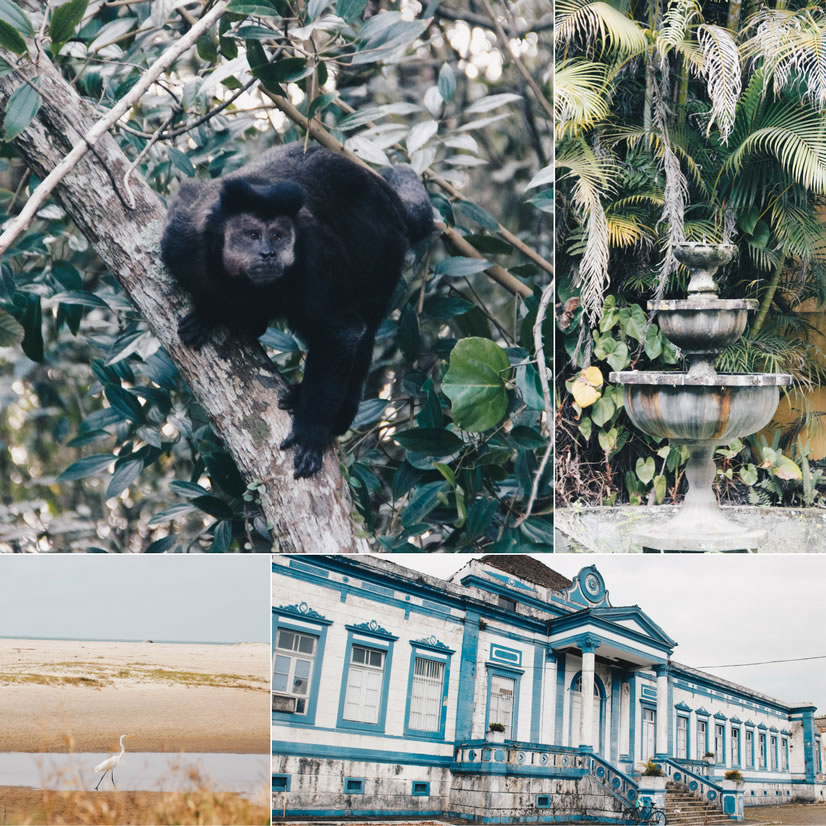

{"left": 0, "top": 639, "right": 270, "bottom": 754}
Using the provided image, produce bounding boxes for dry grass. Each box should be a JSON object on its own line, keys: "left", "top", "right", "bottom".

{"left": 0, "top": 786, "right": 270, "bottom": 825}
{"left": 0, "top": 666, "right": 267, "bottom": 691}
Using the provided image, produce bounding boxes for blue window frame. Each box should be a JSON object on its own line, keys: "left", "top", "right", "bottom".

{"left": 759, "top": 733, "right": 767, "bottom": 769}
{"left": 484, "top": 663, "right": 523, "bottom": 740}
{"left": 336, "top": 623, "right": 398, "bottom": 733}
{"left": 731, "top": 726, "right": 741, "bottom": 767}
{"left": 745, "top": 728, "right": 754, "bottom": 768}
{"left": 272, "top": 774, "right": 291, "bottom": 792}
{"left": 536, "top": 794, "right": 551, "bottom": 808}
{"left": 403, "top": 639, "right": 453, "bottom": 741}
{"left": 676, "top": 714, "right": 689, "bottom": 760}
{"left": 411, "top": 781, "right": 430, "bottom": 796}
{"left": 344, "top": 777, "right": 365, "bottom": 794}
{"left": 782, "top": 737, "right": 789, "bottom": 771}
{"left": 272, "top": 607, "right": 331, "bottom": 727}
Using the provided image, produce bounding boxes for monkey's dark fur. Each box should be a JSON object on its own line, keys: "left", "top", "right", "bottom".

{"left": 161, "top": 142, "right": 433, "bottom": 478}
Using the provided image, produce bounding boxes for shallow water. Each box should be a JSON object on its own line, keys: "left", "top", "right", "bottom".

{"left": 0, "top": 751, "right": 268, "bottom": 798}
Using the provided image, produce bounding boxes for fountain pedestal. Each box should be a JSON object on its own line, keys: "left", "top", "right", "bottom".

{"left": 609, "top": 243, "right": 791, "bottom": 552}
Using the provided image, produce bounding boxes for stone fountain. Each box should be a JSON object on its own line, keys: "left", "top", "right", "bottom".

{"left": 610, "top": 242, "right": 792, "bottom": 551}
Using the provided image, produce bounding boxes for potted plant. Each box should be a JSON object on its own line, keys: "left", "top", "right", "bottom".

{"left": 704, "top": 751, "right": 715, "bottom": 763}
{"left": 723, "top": 769, "right": 745, "bottom": 791}
{"left": 487, "top": 722, "right": 506, "bottom": 743}
{"left": 639, "top": 760, "right": 667, "bottom": 794}
{"left": 642, "top": 760, "right": 664, "bottom": 777}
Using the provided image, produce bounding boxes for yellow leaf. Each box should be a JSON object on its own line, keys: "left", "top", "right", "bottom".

{"left": 571, "top": 366, "right": 604, "bottom": 408}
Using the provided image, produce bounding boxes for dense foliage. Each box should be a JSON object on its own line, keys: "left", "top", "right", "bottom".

{"left": 0, "top": 0, "right": 551, "bottom": 551}
{"left": 556, "top": 0, "right": 826, "bottom": 510}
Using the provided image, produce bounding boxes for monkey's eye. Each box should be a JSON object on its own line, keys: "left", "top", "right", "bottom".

{"left": 271, "top": 232, "right": 282, "bottom": 241}
{"left": 247, "top": 230, "right": 261, "bottom": 240}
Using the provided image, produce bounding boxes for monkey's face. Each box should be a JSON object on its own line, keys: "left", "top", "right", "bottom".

{"left": 222, "top": 213, "right": 296, "bottom": 285}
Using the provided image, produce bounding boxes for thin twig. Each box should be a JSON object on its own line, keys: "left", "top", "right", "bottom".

{"left": 123, "top": 113, "right": 175, "bottom": 208}
{"left": 477, "top": 0, "right": 553, "bottom": 123}
{"left": 0, "top": 0, "right": 229, "bottom": 257}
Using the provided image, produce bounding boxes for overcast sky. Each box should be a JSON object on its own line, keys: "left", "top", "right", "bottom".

{"left": 384, "top": 554, "right": 826, "bottom": 712}
{"left": 0, "top": 556, "right": 269, "bottom": 643}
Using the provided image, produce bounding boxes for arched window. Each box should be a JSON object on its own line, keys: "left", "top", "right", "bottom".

{"left": 569, "top": 672, "right": 605, "bottom": 753}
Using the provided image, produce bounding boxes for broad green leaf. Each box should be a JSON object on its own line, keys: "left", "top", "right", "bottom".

{"left": 0, "top": 19, "right": 26, "bottom": 54}
{"left": 19, "top": 292, "right": 42, "bottom": 362}
{"left": 106, "top": 457, "right": 143, "bottom": 499}
{"left": 104, "top": 385, "right": 144, "bottom": 424}
{"left": 192, "top": 495, "right": 234, "bottom": 520}
{"left": 398, "top": 303, "right": 420, "bottom": 364}
{"left": 636, "top": 456, "right": 655, "bottom": 484}
{"left": 590, "top": 395, "right": 614, "bottom": 427}
{"left": 51, "top": 290, "right": 109, "bottom": 308}
{"left": 653, "top": 475, "right": 666, "bottom": 504}
{"left": 336, "top": 0, "right": 367, "bottom": 22}
{"left": 4, "top": 81, "right": 41, "bottom": 142}
{"left": 307, "top": 0, "right": 331, "bottom": 20}
{"left": 454, "top": 201, "right": 499, "bottom": 231}
{"left": 394, "top": 428, "right": 463, "bottom": 456}
{"left": 465, "top": 92, "right": 522, "bottom": 114}
{"left": 434, "top": 256, "right": 491, "bottom": 277}
{"left": 351, "top": 397, "right": 390, "bottom": 428}
{"left": 170, "top": 481, "right": 211, "bottom": 498}
{"left": 58, "top": 454, "right": 116, "bottom": 482}
{"left": 168, "top": 146, "right": 195, "bottom": 177}
{"left": 0, "top": 0, "right": 32, "bottom": 36}
{"left": 438, "top": 63, "right": 455, "bottom": 101}
{"left": 442, "top": 337, "right": 510, "bottom": 432}
{"left": 407, "top": 119, "right": 438, "bottom": 155}
{"left": 739, "top": 463, "right": 758, "bottom": 486}
{"left": 145, "top": 535, "right": 178, "bottom": 553}
{"left": 598, "top": 426, "right": 618, "bottom": 454}
{"left": 0, "top": 307, "right": 23, "bottom": 346}
{"left": 227, "top": 1, "right": 279, "bottom": 15}
{"left": 401, "top": 480, "right": 449, "bottom": 527}
{"left": 50, "top": 0, "right": 89, "bottom": 47}
{"left": 211, "top": 520, "right": 233, "bottom": 552}
{"left": 147, "top": 504, "right": 197, "bottom": 526}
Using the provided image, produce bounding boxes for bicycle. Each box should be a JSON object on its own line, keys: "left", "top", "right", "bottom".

{"left": 620, "top": 803, "right": 667, "bottom": 824}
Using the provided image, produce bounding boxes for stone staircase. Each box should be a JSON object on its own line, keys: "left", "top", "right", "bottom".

{"left": 665, "top": 781, "right": 732, "bottom": 825}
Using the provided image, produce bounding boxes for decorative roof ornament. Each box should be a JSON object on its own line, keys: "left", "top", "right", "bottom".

{"left": 563, "top": 566, "right": 611, "bottom": 608}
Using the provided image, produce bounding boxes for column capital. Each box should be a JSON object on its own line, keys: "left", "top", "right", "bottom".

{"left": 654, "top": 663, "right": 670, "bottom": 677}
{"left": 545, "top": 646, "right": 557, "bottom": 662}
{"left": 576, "top": 634, "right": 601, "bottom": 654}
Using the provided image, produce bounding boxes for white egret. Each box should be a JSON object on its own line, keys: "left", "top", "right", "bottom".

{"left": 93, "top": 734, "right": 130, "bottom": 790}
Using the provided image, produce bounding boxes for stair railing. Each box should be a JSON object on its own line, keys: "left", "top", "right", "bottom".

{"left": 660, "top": 757, "right": 724, "bottom": 812}
{"left": 588, "top": 752, "right": 641, "bottom": 808}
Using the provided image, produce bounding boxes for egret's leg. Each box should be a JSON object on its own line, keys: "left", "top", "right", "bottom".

{"left": 111, "top": 770, "right": 116, "bottom": 787}
{"left": 95, "top": 771, "right": 107, "bottom": 790}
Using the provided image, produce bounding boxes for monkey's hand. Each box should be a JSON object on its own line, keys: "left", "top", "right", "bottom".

{"left": 178, "top": 310, "right": 214, "bottom": 349}
{"left": 280, "top": 425, "right": 326, "bottom": 478}
{"left": 278, "top": 384, "right": 301, "bottom": 414}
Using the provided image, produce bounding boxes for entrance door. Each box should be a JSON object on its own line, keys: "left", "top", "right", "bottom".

{"left": 642, "top": 708, "right": 656, "bottom": 760}
{"left": 570, "top": 676, "right": 601, "bottom": 750}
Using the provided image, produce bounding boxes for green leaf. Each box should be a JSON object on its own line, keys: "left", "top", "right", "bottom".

{"left": 168, "top": 146, "right": 195, "bottom": 177}
{"left": 0, "top": 307, "right": 23, "bottom": 345}
{"left": 653, "top": 474, "right": 666, "bottom": 504}
{"left": 351, "top": 397, "right": 389, "bottom": 428}
{"left": 106, "top": 457, "right": 143, "bottom": 499}
{"left": 211, "top": 520, "right": 233, "bottom": 552}
{"left": 454, "top": 201, "right": 499, "bottom": 231}
{"left": 0, "top": 0, "right": 32, "bottom": 36}
{"left": 0, "top": 19, "right": 26, "bottom": 54}
{"left": 145, "top": 535, "right": 178, "bottom": 553}
{"left": 19, "top": 292, "right": 42, "bottom": 362}
{"left": 442, "top": 337, "right": 510, "bottom": 432}
{"left": 50, "top": 0, "right": 89, "bottom": 47}
{"left": 228, "top": 0, "right": 280, "bottom": 15}
{"left": 58, "top": 454, "right": 115, "bottom": 482}
{"left": 393, "top": 428, "right": 463, "bottom": 456}
{"left": 170, "top": 480, "right": 211, "bottom": 498}
{"left": 398, "top": 303, "right": 420, "bottom": 364}
{"left": 739, "top": 463, "right": 758, "bottom": 486}
{"left": 51, "top": 290, "right": 109, "bottom": 308}
{"left": 191, "top": 495, "right": 234, "bottom": 520}
{"left": 307, "top": 0, "right": 331, "bottom": 20}
{"left": 104, "top": 385, "right": 144, "bottom": 424}
{"left": 598, "top": 426, "right": 618, "bottom": 454}
{"left": 401, "top": 480, "right": 449, "bottom": 527}
{"left": 438, "top": 62, "right": 455, "bottom": 101}
{"left": 590, "top": 395, "right": 615, "bottom": 428}
{"left": 635, "top": 456, "right": 655, "bottom": 485}
{"left": 336, "top": 0, "right": 367, "bottom": 22}
{"left": 147, "top": 504, "right": 197, "bottom": 526}
{"left": 4, "top": 80, "right": 41, "bottom": 142}
{"left": 434, "top": 256, "right": 491, "bottom": 277}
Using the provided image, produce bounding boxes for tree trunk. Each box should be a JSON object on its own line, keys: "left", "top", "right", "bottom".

{"left": 0, "top": 53, "right": 370, "bottom": 553}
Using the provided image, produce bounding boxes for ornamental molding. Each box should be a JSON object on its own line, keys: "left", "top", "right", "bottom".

{"left": 275, "top": 602, "right": 331, "bottom": 623}
{"left": 411, "top": 635, "right": 453, "bottom": 652}
{"left": 347, "top": 619, "right": 399, "bottom": 640}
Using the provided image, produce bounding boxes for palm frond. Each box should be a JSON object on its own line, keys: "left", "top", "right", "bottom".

{"left": 724, "top": 100, "right": 826, "bottom": 194}
{"left": 697, "top": 24, "right": 742, "bottom": 144}
{"left": 657, "top": 0, "right": 700, "bottom": 60}
{"left": 555, "top": 59, "right": 613, "bottom": 137}
{"left": 556, "top": 0, "right": 648, "bottom": 58}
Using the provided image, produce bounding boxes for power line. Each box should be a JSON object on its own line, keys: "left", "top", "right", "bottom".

{"left": 697, "top": 655, "right": 826, "bottom": 669}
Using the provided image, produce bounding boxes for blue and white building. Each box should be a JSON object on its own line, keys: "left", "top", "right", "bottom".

{"left": 272, "top": 555, "right": 826, "bottom": 823}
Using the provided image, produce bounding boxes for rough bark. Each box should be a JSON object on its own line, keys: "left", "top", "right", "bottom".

{"left": 0, "top": 54, "right": 370, "bottom": 553}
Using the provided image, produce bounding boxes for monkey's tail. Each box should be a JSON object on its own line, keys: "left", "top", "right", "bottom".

{"left": 380, "top": 165, "right": 434, "bottom": 244}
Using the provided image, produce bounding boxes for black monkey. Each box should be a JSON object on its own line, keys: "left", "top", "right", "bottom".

{"left": 160, "top": 142, "right": 433, "bottom": 478}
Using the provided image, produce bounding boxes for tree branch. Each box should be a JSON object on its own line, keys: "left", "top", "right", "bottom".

{"left": 0, "top": 1, "right": 229, "bottom": 258}
{"left": 0, "top": 50, "right": 370, "bottom": 553}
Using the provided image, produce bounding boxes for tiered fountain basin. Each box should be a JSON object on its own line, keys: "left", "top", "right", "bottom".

{"left": 609, "top": 242, "right": 792, "bottom": 551}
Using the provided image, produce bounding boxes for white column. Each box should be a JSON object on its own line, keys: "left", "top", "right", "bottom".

{"left": 541, "top": 650, "right": 556, "bottom": 744}
{"left": 579, "top": 636, "right": 599, "bottom": 751}
{"left": 655, "top": 665, "right": 669, "bottom": 757}
{"left": 620, "top": 681, "right": 631, "bottom": 757}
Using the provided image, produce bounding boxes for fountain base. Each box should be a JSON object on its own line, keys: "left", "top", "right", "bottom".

{"left": 632, "top": 516, "right": 765, "bottom": 552}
